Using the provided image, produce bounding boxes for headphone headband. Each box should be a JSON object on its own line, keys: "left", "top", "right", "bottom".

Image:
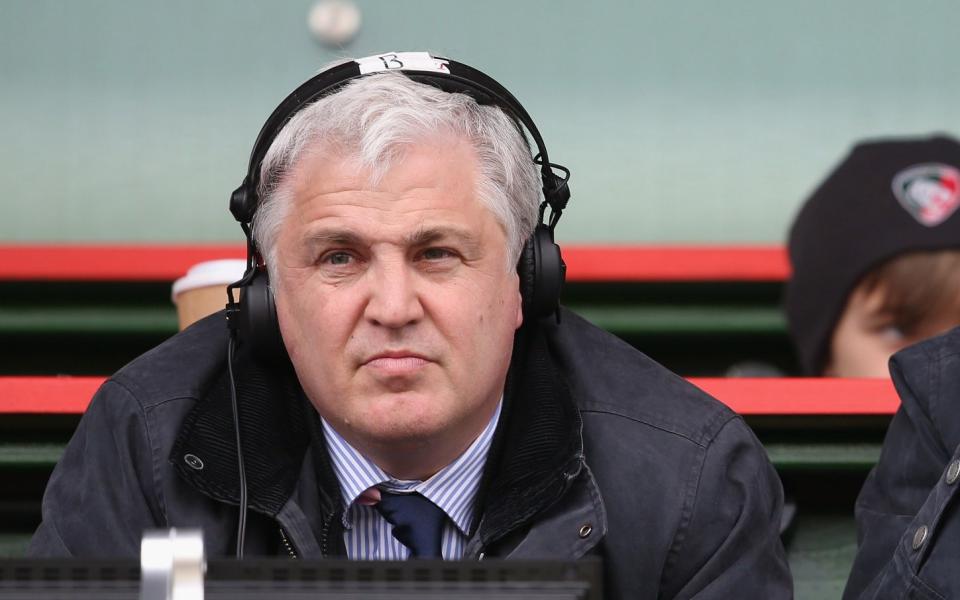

{"left": 229, "top": 52, "right": 569, "bottom": 226}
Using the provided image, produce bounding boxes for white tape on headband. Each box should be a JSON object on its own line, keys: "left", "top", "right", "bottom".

{"left": 355, "top": 52, "right": 450, "bottom": 75}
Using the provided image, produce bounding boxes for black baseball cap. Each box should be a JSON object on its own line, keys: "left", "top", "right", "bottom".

{"left": 785, "top": 134, "right": 960, "bottom": 374}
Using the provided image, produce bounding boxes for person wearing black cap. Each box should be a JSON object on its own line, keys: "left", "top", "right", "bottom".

{"left": 787, "top": 135, "right": 960, "bottom": 597}
{"left": 786, "top": 134, "right": 960, "bottom": 377}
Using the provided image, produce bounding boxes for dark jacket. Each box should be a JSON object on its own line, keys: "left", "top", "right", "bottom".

{"left": 29, "top": 308, "right": 792, "bottom": 599}
{"left": 845, "top": 326, "right": 960, "bottom": 600}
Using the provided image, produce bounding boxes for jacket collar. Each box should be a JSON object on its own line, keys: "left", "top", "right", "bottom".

{"left": 170, "top": 342, "right": 312, "bottom": 517}
{"left": 471, "top": 319, "right": 585, "bottom": 552}
{"left": 170, "top": 318, "right": 585, "bottom": 554}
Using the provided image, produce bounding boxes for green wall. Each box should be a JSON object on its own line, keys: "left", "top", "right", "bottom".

{"left": 3, "top": 0, "right": 959, "bottom": 244}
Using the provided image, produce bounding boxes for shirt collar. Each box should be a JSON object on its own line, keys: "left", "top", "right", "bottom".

{"left": 322, "top": 399, "right": 502, "bottom": 536}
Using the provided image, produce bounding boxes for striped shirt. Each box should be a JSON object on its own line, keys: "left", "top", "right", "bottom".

{"left": 321, "top": 401, "right": 501, "bottom": 560}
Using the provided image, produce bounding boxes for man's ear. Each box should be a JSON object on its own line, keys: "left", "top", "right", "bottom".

{"left": 514, "top": 287, "right": 524, "bottom": 330}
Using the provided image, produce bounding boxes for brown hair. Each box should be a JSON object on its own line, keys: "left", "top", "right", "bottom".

{"left": 859, "top": 249, "right": 960, "bottom": 335}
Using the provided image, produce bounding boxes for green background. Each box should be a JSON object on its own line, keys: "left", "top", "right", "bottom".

{"left": 3, "top": 0, "right": 959, "bottom": 244}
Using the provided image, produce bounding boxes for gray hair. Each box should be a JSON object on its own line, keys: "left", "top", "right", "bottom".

{"left": 250, "top": 71, "right": 542, "bottom": 281}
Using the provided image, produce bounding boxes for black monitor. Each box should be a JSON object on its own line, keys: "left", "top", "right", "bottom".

{"left": 0, "top": 558, "right": 603, "bottom": 599}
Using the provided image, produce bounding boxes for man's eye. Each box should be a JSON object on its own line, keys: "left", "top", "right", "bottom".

{"left": 421, "top": 248, "right": 455, "bottom": 260}
{"left": 877, "top": 324, "right": 906, "bottom": 344}
{"left": 323, "top": 252, "right": 353, "bottom": 265}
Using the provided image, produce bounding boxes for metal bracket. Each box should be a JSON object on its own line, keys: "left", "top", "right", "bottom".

{"left": 140, "top": 529, "right": 206, "bottom": 600}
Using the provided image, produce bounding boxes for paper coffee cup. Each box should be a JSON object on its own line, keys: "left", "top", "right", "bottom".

{"left": 171, "top": 259, "right": 247, "bottom": 330}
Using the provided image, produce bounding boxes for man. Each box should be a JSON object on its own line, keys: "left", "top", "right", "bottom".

{"left": 785, "top": 135, "right": 960, "bottom": 378}
{"left": 29, "top": 53, "right": 791, "bottom": 598}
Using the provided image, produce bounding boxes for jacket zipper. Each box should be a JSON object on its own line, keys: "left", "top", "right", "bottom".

{"left": 320, "top": 527, "right": 330, "bottom": 557}
{"left": 319, "top": 511, "right": 339, "bottom": 557}
{"left": 278, "top": 527, "right": 298, "bottom": 558}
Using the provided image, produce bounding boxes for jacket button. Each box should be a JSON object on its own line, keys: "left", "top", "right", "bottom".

{"left": 946, "top": 460, "right": 960, "bottom": 485}
{"left": 184, "top": 454, "right": 204, "bottom": 470}
{"left": 912, "top": 525, "right": 928, "bottom": 550}
{"left": 578, "top": 524, "right": 593, "bottom": 538}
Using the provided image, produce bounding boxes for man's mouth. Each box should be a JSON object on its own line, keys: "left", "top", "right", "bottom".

{"left": 362, "top": 351, "right": 432, "bottom": 375}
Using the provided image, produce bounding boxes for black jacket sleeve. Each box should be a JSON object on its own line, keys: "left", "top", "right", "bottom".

{"left": 26, "top": 379, "right": 165, "bottom": 557}
{"left": 843, "top": 342, "right": 953, "bottom": 599}
{"left": 662, "top": 415, "right": 793, "bottom": 598}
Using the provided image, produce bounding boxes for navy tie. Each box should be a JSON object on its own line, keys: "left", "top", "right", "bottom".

{"left": 374, "top": 490, "right": 447, "bottom": 558}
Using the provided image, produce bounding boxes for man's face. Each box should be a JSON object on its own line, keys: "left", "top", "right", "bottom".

{"left": 825, "top": 282, "right": 960, "bottom": 377}
{"left": 273, "top": 136, "right": 523, "bottom": 466}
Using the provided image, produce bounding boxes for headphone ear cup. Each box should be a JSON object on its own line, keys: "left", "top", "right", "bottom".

{"left": 518, "top": 225, "right": 565, "bottom": 319}
{"left": 238, "top": 268, "right": 286, "bottom": 362}
{"left": 519, "top": 235, "right": 539, "bottom": 317}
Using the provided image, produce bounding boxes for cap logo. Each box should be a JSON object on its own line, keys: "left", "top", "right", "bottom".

{"left": 891, "top": 163, "right": 960, "bottom": 227}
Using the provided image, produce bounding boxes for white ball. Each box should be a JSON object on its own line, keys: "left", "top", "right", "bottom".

{"left": 308, "top": 0, "right": 362, "bottom": 47}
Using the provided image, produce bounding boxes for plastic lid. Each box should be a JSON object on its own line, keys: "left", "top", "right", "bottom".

{"left": 171, "top": 259, "right": 247, "bottom": 302}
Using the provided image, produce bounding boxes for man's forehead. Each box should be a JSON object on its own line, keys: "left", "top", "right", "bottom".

{"left": 276, "top": 135, "right": 512, "bottom": 254}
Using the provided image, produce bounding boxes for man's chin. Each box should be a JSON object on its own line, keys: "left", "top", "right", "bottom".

{"left": 352, "top": 391, "right": 442, "bottom": 428}
{"left": 360, "top": 419, "right": 444, "bottom": 450}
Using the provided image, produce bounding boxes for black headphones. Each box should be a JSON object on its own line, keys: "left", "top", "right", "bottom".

{"left": 226, "top": 52, "right": 571, "bottom": 360}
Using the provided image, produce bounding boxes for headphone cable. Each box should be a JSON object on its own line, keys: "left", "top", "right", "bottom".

{"left": 227, "top": 335, "right": 249, "bottom": 558}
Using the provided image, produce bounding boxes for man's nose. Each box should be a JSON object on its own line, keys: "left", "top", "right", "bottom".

{"left": 364, "top": 259, "right": 424, "bottom": 328}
